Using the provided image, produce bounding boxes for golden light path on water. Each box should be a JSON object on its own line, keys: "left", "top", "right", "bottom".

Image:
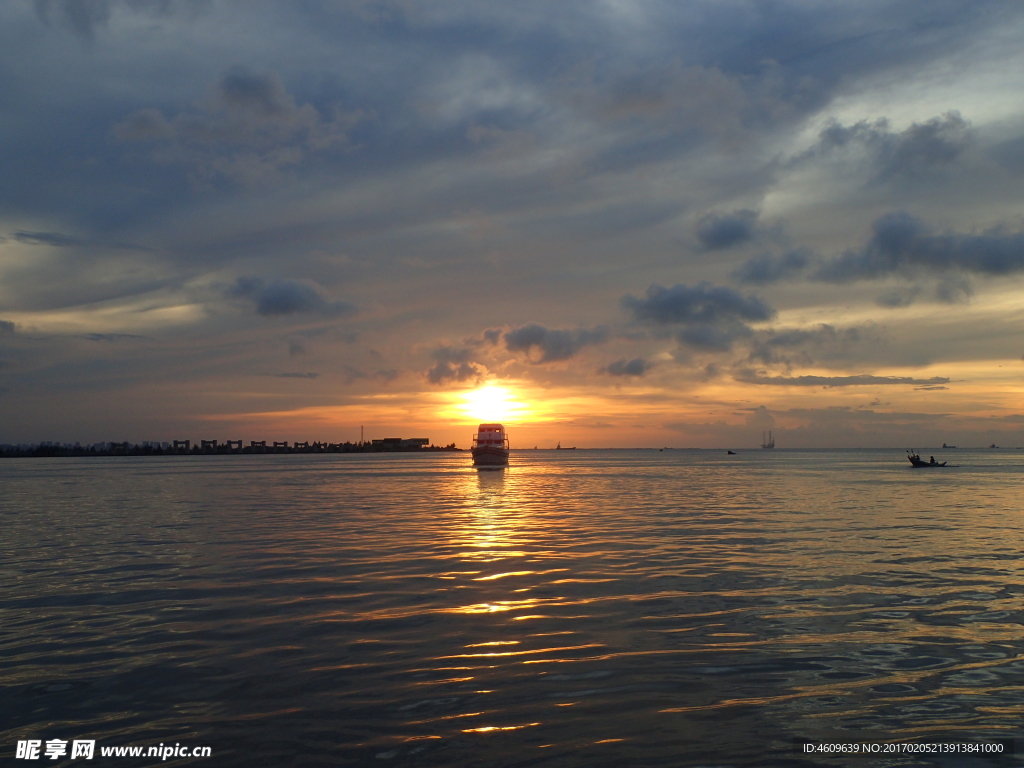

{"left": 3, "top": 449, "right": 1024, "bottom": 766}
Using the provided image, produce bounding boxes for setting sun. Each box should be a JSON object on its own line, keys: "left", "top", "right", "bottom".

{"left": 459, "top": 385, "right": 529, "bottom": 423}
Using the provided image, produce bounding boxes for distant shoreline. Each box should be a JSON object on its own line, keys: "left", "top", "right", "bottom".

{"left": 0, "top": 443, "right": 461, "bottom": 458}
{"left": 3, "top": 444, "right": 1020, "bottom": 458}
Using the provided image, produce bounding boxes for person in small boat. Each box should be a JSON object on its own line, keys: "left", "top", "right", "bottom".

{"left": 929, "top": 456, "right": 936, "bottom": 465}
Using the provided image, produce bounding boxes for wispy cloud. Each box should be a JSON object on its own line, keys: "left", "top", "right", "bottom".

{"left": 734, "top": 372, "right": 950, "bottom": 387}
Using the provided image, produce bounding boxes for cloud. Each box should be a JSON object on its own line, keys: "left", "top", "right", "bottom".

{"left": 734, "top": 372, "right": 950, "bottom": 387}
{"left": 425, "top": 346, "right": 486, "bottom": 384}
{"left": 746, "top": 324, "right": 864, "bottom": 365}
{"left": 622, "top": 281, "right": 774, "bottom": 351}
{"left": 695, "top": 209, "right": 758, "bottom": 250}
{"left": 338, "top": 365, "right": 398, "bottom": 385}
{"left": 11, "top": 230, "right": 153, "bottom": 251}
{"left": 503, "top": 323, "right": 609, "bottom": 363}
{"left": 276, "top": 372, "right": 318, "bottom": 379}
{"left": 603, "top": 357, "right": 651, "bottom": 377}
{"left": 797, "top": 112, "right": 972, "bottom": 179}
{"left": 578, "top": 61, "right": 750, "bottom": 142}
{"left": 935, "top": 274, "right": 973, "bottom": 303}
{"left": 816, "top": 212, "right": 1024, "bottom": 283}
{"left": 33, "top": 0, "right": 111, "bottom": 40}
{"left": 226, "top": 276, "right": 354, "bottom": 317}
{"left": 114, "top": 67, "right": 361, "bottom": 184}
{"left": 33, "top": 0, "right": 211, "bottom": 40}
{"left": 731, "top": 248, "right": 810, "bottom": 284}
{"left": 83, "top": 333, "right": 145, "bottom": 342}
{"left": 0, "top": 320, "right": 15, "bottom": 335}
{"left": 875, "top": 286, "right": 920, "bottom": 308}
{"left": 623, "top": 282, "right": 774, "bottom": 325}
{"left": 677, "top": 323, "right": 753, "bottom": 352}
{"left": 13, "top": 230, "right": 88, "bottom": 247}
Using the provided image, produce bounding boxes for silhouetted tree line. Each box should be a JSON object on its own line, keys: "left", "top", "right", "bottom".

{"left": 0, "top": 441, "right": 461, "bottom": 458}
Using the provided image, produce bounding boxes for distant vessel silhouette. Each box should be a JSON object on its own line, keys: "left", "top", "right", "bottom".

{"left": 761, "top": 431, "right": 775, "bottom": 449}
{"left": 555, "top": 442, "right": 576, "bottom": 449}
{"left": 942, "top": 443, "right": 955, "bottom": 448}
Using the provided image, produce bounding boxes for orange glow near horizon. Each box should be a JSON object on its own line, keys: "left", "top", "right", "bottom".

{"left": 188, "top": 358, "right": 1024, "bottom": 448}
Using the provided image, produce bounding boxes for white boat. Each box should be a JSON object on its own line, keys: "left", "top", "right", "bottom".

{"left": 472, "top": 423, "right": 509, "bottom": 467}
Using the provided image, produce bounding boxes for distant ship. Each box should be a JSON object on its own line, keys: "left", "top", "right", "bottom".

{"left": 761, "top": 431, "right": 775, "bottom": 449}
{"left": 472, "top": 424, "right": 509, "bottom": 467}
{"left": 556, "top": 442, "right": 576, "bottom": 449}
{"left": 942, "top": 443, "right": 955, "bottom": 448}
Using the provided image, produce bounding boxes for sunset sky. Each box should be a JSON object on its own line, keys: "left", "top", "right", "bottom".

{"left": 2, "top": 0, "right": 1023, "bottom": 448}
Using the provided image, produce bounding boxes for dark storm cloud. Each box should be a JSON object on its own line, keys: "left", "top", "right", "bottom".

{"left": 734, "top": 372, "right": 950, "bottom": 387}
{"left": 425, "top": 346, "right": 486, "bottom": 384}
{"left": 816, "top": 212, "right": 1024, "bottom": 283}
{"left": 695, "top": 209, "right": 758, "bottom": 250}
{"left": 503, "top": 323, "right": 609, "bottom": 363}
{"left": 732, "top": 248, "right": 811, "bottom": 285}
{"left": 602, "top": 358, "right": 651, "bottom": 377}
{"left": 796, "top": 112, "right": 972, "bottom": 179}
{"left": 226, "top": 276, "right": 354, "bottom": 317}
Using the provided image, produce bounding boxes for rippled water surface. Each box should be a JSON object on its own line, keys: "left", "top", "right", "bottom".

{"left": 3, "top": 449, "right": 1024, "bottom": 766}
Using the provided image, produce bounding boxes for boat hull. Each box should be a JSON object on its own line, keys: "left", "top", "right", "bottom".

{"left": 472, "top": 446, "right": 509, "bottom": 466}
{"left": 908, "top": 456, "right": 946, "bottom": 467}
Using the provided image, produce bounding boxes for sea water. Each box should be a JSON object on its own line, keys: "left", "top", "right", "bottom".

{"left": 2, "top": 449, "right": 1023, "bottom": 766}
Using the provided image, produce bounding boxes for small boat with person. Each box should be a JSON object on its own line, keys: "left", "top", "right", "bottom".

{"left": 907, "top": 451, "right": 946, "bottom": 468}
{"left": 472, "top": 424, "right": 509, "bottom": 467}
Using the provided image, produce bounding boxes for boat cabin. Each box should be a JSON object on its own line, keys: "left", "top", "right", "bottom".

{"left": 474, "top": 424, "right": 508, "bottom": 447}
